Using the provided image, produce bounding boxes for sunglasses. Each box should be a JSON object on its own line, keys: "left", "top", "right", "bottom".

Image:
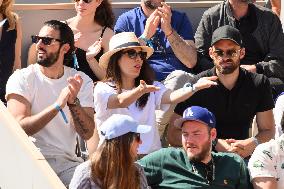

{"left": 133, "top": 133, "right": 141, "bottom": 142}
{"left": 122, "top": 49, "right": 147, "bottom": 60}
{"left": 31, "top": 35, "right": 62, "bottom": 46}
{"left": 74, "top": 0, "right": 93, "bottom": 3}
{"left": 213, "top": 49, "right": 241, "bottom": 58}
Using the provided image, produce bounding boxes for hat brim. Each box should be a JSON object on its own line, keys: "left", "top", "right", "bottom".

{"left": 133, "top": 124, "right": 152, "bottom": 134}
{"left": 211, "top": 38, "right": 241, "bottom": 46}
{"left": 99, "top": 45, "right": 154, "bottom": 69}
{"left": 174, "top": 118, "right": 209, "bottom": 128}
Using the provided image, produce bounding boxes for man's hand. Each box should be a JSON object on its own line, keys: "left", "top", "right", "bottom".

{"left": 143, "top": 9, "right": 160, "bottom": 39}
{"left": 194, "top": 76, "right": 218, "bottom": 92}
{"left": 67, "top": 74, "right": 83, "bottom": 104}
{"left": 230, "top": 138, "right": 257, "bottom": 158}
{"left": 157, "top": 2, "right": 173, "bottom": 36}
{"left": 240, "top": 64, "right": 257, "bottom": 73}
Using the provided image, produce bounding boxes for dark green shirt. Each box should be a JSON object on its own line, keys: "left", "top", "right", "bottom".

{"left": 138, "top": 148, "right": 252, "bottom": 189}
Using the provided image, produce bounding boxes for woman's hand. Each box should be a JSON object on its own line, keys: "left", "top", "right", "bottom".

{"left": 137, "top": 80, "right": 160, "bottom": 94}
{"left": 86, "top": 38, "right": 103, "bottom": 60}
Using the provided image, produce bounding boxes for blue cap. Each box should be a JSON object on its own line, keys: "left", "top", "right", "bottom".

{"left": 174, "top": 106, "right": 216, "bottom": 128}
{"left": 100, "top": 114, "right": 151, "bottom": 140}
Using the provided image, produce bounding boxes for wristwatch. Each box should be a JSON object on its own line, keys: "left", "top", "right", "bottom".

{"left": 67, "top": 97, "right": 80, "bottom": 107}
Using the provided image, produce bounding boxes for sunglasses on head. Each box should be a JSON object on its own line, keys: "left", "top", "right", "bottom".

{"left": 213, "top": 49, "right": 241, "bottom": 58}
{"left": 31, "top": 35, "right": 63, "bottom": 46}
{"left": 122, "top": 49, "right": 147, "bottom": 60}
{"left": 74, "top": 0, "right": 93, "bottom": 3}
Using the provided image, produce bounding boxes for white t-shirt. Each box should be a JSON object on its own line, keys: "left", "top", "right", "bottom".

{"left": 274, "top": 94, "right": 284, "bottom": 138}
{"left": 6, "top": 64, "right": 94, "bottom": 159}
{"left": 94, "top": 81, "right": 170, "bottom": 154}
{"left": 248, "top": 134, "right": 284, "bottom": 189}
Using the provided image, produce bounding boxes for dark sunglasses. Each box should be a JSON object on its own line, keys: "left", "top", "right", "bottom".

{"left": 31, "top": 35, "right": 62, "bottom": 46}
{"left": 133, "top": 133, "right": 141, "bottom": 142}
{"left": 122, "top": 49, "right": 147, "bottom": 60}
{"left": 74, "top": 0, "right": 93, "bottom": 3}
{"left": 213, "top": 49, "right": 241, "bottom": 58}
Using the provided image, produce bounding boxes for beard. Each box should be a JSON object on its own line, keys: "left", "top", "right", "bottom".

{"left": 143, "top": 0, "right": 164, "bottom": 10}
{"left": 215, "top": 58, "right": 239, "bottom": 75}
{"left": 187, "top": 137, "right": 212, "bottom": 162}
{"left": 37, "top": 49, "right": 60, "bottom": 68}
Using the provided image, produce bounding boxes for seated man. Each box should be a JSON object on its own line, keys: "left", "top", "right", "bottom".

{"left": 6, "top": 20, "right": 95, "bottom": 186}
{"left": 114, "top": 0, "right": 199, "bottom": 139}
{"left": 195, "top": 0, "right": 284, "bottom": 98}
{"left": 248, "top": 113, "right": 284, "bottom": 189}
{"left": 168, "top": 25, "right": 275, "bottom": 159}
{"left": 138, "top": 106, "right": 252, "bottom": 189}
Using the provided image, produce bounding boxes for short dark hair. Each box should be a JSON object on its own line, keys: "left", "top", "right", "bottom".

{"left": 43, "top": 20, "right": 75, "bottom": 67}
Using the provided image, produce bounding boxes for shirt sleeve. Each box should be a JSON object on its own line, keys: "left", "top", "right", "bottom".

{"left": 93, "top": 82, "right": 116, "bottom": 113}
{"left": 274, "top": 95, "right": 284, "bottom": 137}
{"left": 153, "top": 81, "right": 170, "bottom": 111}
{"left": 174, "top": 12, "right": 194, "bottom": 40}
{"left": 114, "top": 13, "right": 129, "bottom": 34}
{"left": 248, "top": 142, "right": 278, "bottom": 180}
{"left": 255, "top": 75, "right": 274, "bottom": 112}
{"left": 78, "top": 74, "right": 94, "bottom": 108}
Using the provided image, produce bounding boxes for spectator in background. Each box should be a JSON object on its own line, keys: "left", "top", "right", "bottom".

{"left": 270, "top": 0, "right": 284, "bottom": 31}
{"left": 138, "top": 106, "right": 252, "bottom": 189}
{"left": 70, "top": 114, "right": 151, "bottom": 189}
{"left": 0, "top": 0, "right": 22, "bottom": 104}
{"left": 248, "top": 113, "right": 284, "bottom": 189}
{"left": 195, "top": 0, "right": 284, "bottom": 99}
{"left": 114, "top": 0, "right": 199, "bottom": 140}
{"left": 169, "top": 26, "right": 275, "bottom": 160}
{"left": 6, "top": 20, "right": 95, "bottom": 187}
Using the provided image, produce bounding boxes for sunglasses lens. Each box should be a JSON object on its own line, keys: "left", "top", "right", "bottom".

{"left": 139, "top": 52, "right": 147, "bottom": 60}
{"left": 42, "top": 37, "right": 53, "bottom": 45}
{"left": 74, "top": 0, "right": 92, "bottom": 3}
{"left": 126, "top": 50, "right": 137, "bottom": 59}
{"left": 31, "top": 35, "right": 39, "bottom": 44}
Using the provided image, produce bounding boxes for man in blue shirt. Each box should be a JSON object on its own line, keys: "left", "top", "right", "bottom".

{"left": 114, "top": 0, "right": 198, "bottom": 139}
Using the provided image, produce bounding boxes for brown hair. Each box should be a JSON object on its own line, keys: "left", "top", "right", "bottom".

{"left": 91, "top": 132, "right": 140, "bottom": 189}
{"left": 95, "top": 0, "right": 114, "bottom": 28}
{"left": 105, "top": 50, "right": 155, "bottom": 109}
{"left": 0, "top": 0, "right": 18, "bottom": 30}
{"left": 281, "top": 113, "right": 284, "bottom": 133}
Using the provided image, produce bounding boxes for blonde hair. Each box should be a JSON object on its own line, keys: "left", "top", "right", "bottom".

{"left": 0, "top": 0, "right": 18, "bottom": 30}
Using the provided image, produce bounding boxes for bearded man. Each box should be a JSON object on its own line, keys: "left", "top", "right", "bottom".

{"left": 138, "top": 106, "right": 252, "bottom": 189}
{"left": 195, "top": 0, "right": 284, "bottom": 99}
{"left": 5, "top": 20, "right": 95, "bottom": 187}
{"left": 168, "top": 26, "right": 275, "bottom": 160}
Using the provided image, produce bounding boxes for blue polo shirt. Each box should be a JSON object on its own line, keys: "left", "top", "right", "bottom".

{"left": 114, "top": 7, "right": 194, "bottom": 81}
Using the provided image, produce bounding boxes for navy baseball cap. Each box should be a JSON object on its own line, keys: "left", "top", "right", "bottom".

{"left": 211, "top": 25, "right": 243, "bottom": 47}
{"left": 174, "top": 106, "right": 216, "bottom": 128}
{"left": 100, "top": 114, "right": 151, "bottom": 140}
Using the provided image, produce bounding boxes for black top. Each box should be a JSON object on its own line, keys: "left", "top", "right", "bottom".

{"left": 75, "top": 26, "right": 106, "bottom": 82}
{"left": 0, "top": 19, "right": 17, "bottom": 103}
{"left": 175, "top": 68, "right": 274, "bottom": 140}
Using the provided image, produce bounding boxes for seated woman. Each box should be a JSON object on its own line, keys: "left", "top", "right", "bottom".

{"left": 28, "top": 0, "right": 114, "bottom": 81}
{"left": 92, "top": 32, "right": 218, "bottom": 155}
{"left": 0, "top": 0, "right": 22, "bottom": 104}
{"left": 69, "top": 114, "right": 151, "bottom": 189}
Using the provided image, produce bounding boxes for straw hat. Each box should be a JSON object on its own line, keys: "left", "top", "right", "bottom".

{"left": 99, "top": 32, "right": 154, "bottom": 69}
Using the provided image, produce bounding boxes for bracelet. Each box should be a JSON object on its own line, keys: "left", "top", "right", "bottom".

{"left": 183, "top": 82, "right": 197, "bottom": 93}
{"left": 251, "top": 137, "right": 259, "bottom": 146}
{"left": 166, "top": 29, "right": 174, "bottom": 38}
{"left": 139, "top": 35, "right": 153, "bottom": 48}
{"left": 54, "top": 103, "right": 68, "bottom": 124}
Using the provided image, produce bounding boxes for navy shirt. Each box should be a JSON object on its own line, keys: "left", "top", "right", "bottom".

{"left": 175, "top": 68, "right": 274, "bottom": 140}
{"left": 114, "top": 7, "right": 194, "bottom": 81}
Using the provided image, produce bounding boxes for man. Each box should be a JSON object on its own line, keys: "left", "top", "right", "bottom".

{"left": 168, "top": 25, "right": 275, "bottom": 159}
{"left": 270, "top": 0, "right": 284, "bottom": 31}
{"left": 114, "top": 0, "right": 198, "bottom": 139}
{"left": 139, "top": 106, "right": 252, "bottom": 189}
{"left": 195, "top": 0, "right": 284, "bottom": 98}
{"left": 6, "top": 20, "right": 95, "bottom": 186}
{"left": 248, "top": 114, "right": 284, "bottom": 189}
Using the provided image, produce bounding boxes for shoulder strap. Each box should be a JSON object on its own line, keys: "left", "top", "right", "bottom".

{"left": 100, "top": 26, "right": 107, "bottom": 38}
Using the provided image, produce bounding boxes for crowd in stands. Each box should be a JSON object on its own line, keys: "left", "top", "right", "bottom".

{"left": 1, "top": 0, "right": 284, "bottom": 188}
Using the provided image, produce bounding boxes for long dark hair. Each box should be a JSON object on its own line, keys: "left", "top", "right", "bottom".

{"left": 91, "top": 132, "right": 140, "bottom": 189}
{"left": 105, "top": 50, "right": 155, "bottom": 109}
{"left": 95, "top": 0, "right": 114, "bottom": 28}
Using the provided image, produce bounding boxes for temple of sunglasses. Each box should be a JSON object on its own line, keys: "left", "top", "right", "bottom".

{"left": 213, "top": 49, "right": 241, "bottom": 58}
{"left": 31, "top": 35, "right": 62, "bottom": 46}
{"left": 74, "top": 0, "right": 93, "bottom": 3}
{"left": 123, "top": 49, "right": 147, "bottom": 60}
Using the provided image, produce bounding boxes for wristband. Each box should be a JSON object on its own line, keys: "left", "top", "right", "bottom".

{"left": 55, "top": 104, "right": 68, "bottom": 124}
{"left": 139, "top": 35, "right": 153, "bottom": 48}
{"left": 251, "top": 137, "right": 259, "bottom": 146}
{"left": 166, "top": 29, "right": 174, "bottom": 38}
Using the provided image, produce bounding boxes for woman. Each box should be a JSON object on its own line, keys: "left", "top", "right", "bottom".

{"left": 93, "top": 32, "right": 218, "bottom": 155}
{"left": 28, "top": 0, "right": 114, "bottom": 81}
{"left": 69, "top": 114, "right": 151, "bottom": 189}
{"left": 0, "top": 0, "right": 22, "bottom": 104}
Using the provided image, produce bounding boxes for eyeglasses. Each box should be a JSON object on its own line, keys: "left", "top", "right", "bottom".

{"left": 31, "top": 35, "right": 62, "bottom": 46}
{"left": 212, "top": 49, "right": 241, "bottom": 58}
{"left": 133, "top": 133, "right": 141, "bottom": 142}
{"left": 74, "top": 0, "right": 93, "bottom": 3}
{"left": 122, "top": 49, "right": 147, "bottom": 60}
